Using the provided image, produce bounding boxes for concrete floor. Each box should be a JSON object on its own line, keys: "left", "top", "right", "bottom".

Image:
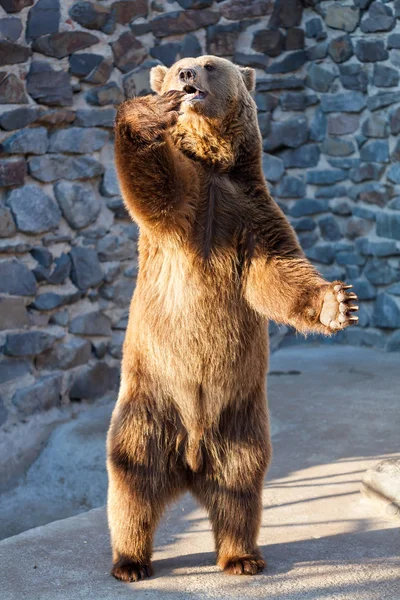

{"left": 1, "top": 345, "right": 400, "bottom": 599}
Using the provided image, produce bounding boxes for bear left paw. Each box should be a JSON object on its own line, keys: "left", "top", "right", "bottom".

{"left": 320, "top": 283, "right": 359, "bottom": 331}
{"left": 222, "top": 554, "right": 266, "bottom": 576}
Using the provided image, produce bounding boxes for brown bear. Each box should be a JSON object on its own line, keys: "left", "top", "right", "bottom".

{"left": 107, "top": 55, "right": 359, "bottom": 582}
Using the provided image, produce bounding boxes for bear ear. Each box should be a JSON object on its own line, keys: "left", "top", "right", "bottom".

{"left": 239, "top": 67, "right": 255, "bottom": 92}
{"left": 150, "top": 65, "right": 168, "bottom": 94}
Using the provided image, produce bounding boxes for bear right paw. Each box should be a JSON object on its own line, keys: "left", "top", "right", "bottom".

{"left": 111, "top": 558, "right": 153, "bottom": 582}
{"left": 221, "top": 554, "right": 266, "bottom": 576}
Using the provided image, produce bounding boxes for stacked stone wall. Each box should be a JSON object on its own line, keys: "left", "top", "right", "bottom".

{"left": 0, "top": 0, "right": 400, "bottom": 426}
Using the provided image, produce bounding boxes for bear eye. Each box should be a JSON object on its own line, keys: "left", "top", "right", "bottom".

{"left": 204, "top": 64, "right": 214, "bottom": 72}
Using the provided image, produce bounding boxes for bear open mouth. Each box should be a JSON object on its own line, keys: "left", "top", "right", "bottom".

{"left": 183, "top": 84, "right": 207, "bottom": 100}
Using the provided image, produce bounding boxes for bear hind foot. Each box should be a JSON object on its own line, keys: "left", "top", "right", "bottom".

{"left": 111, "top": 557, "right": 153, "bottom": 582}
{"left": 221, "top": 553, "right": 266, "bottom": 576}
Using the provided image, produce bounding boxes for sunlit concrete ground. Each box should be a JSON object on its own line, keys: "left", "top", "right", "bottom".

{"left": 1, "top": 345, "right": 399, "bottom": 600}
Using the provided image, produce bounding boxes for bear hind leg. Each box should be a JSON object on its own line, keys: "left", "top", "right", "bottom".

{"left": 107, "top": 401, "right": 185, "bottom": 582}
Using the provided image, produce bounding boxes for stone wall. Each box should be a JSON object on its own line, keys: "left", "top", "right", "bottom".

{"left": 0, "top": 0, "right": 400, "bottom": 426}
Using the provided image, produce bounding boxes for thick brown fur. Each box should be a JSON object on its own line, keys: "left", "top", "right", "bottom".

{"left": 107, "top": 56, "right": 359, "bottom": 583}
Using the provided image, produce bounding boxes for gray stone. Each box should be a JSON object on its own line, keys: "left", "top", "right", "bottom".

{"left": 69, "top": 53, "right": 103, "bottom": 78}
{"left": 54, "top": 181, "right": 100, "bottom": 230}
{"left": 354, "top": 182, "right": 389, "bottom": 207}
{"left": 100, "top": 165, "right": 120, "bottom": 197}
{"left": 361, "top": 2, "right": 395, "bottom": 33}
{"left": 336, "top": 251, "right": 366, "bottom": 267}
{"left": 0, "top": 259, "right": 36, "bottom": 296}
{"left": 206, "top": 22, "right": 242, "bottom": 56}
{"left": 275, "top": 175, "right": 305, "bottom": 198}
{"left": 0, "top": 72, "right": 27, "bottom": 104}
{"left": 86, "top": 82, "right": 124, "bottom": 107}
{"left": 0, "top": 295, "right": 28, "bottom": 329}
{"left": 111, "top": 31, "right": 147, "bottom": 73}
{"left": 8, "top": 185, "right": 61, "bottom": 234}
{"left": 357, "top": 238, "right": 400, "bottom": 258}
{"left": 298, "top": 231, "right": 318, "bottom": 250}
{"left": 279, "top": 144, "right": 320, "bottom": 168}
{"left": 307, "top": 41, "right": 328, "bottom": 61}
{"left": 321, "top": 92, "right": 366, "bottom": 113}
{"left": 252, "top": 28, "right": 284, "bottom": 57}
{"left": 306, "top": 63, "right": 336, "bottom": 93}
{"left": 289, "top": 199, "right": 328, "bottom": 218}
{"left": 367, "top": 91, "right": 400, "bottom": 112}
{"left": 37, "top": 336, "right": 91, "bottom": 370}
{"left": 293, "top": 217, "right": 316, "bottom": 232}
{"left": 309, "top": 108, "right": 327, "bottom": 142}
{"left": 377, "top": 212, "right": 400, "bottom": 241}
{"left": 25, "top": 0, "right": 60, "bottom": 41}
{"left": 106, "top": 198, "right": 129, "bottom": 219}
{"left": 150, "top": 42, "right": 182, "bottom": 67}
{"left": 123, "top": 59, "right": 160, "bottom": 98}
{"left": 305, "top": 17, "right": 323, "bottom": 39}
{"left": 97, "top": 224, "right": 138, "bottom": 261}
{"left": 388, "top": 283, "right": 400, "bottom": 296}
{"left": 0, "top": 157, "right": 25, "bottom": 186}
{"left": 0, "top": 0, "right": 33, "bottom": 12}
{"left": 350, "top": 163, "right": 385, "bottom": 183}
{"left": 339, "top": 64, "right": 368, "bottom": 93}
{"left": 111, "top": 0, "right": 148, "bottom": 24}
{"left": 389, "top": 197, "right": 400, "bottom": 210}
{"left": 1, "top": 127, "right": 48, "bottom": 155}
{"left": 0, "top": 356, "right": 30, "bottom": 386}
{"left": 99, "top": 276, "right": 134, "bottom": 305}
{"left": 387, "top": 331, "right": 400, "bottom": 351}
{"left": 387, "top": 163, "right": 400, "bottom": 184}
{"left": 328, "top": 35, "right": 353, "bottom": 63}
{"left": 74, "top": 108, "right": 116, "bottom": 128}
{"left": 330, "top": 198, "right": 352, "bottom": 216}
{"left": 69, "top": 362, "right": 119, "bottom": 400}
{"left": 327, "top": 157, "right": 360, "bottom": 170}
{"left": 0, "top": 204, "right": 16, "bottom": 237}
{"left": 315, "top": 185, "right": 347, "bottom": 199}
{"left": 31, "top": 246, "right": 53, "bottom": 269}
{"left": 279, "top": 91, "right": 318, "bottom": 111}
{"left": 262, "top": 154, "right": 284, "bottom": 183}
{"left": 263, "top": 116, "right": 308, "bottom": 151}
{"left": 257, "top": 112, "right": 271, "bottom": 136}
{"left": 35, "top": 108, "right": 75, "bottom": 127}
{"left": 0, "top": 41, "right": 31, "bottom": 66}
{"left": 255, "top": 93, "right": 279, "bottom": 113}
{"left": 5, "top": 329, "right": 62, "bottom": 357}
{"left": 108, "top": 330, "right": 124, "bottom": 359}
{"left": 362, "top": 114, "right": 389, "bottom": 138}
{"left": 266, "top": 50, "right": 307, "bottom": 74}
{"left": 12, "top": 374, "right": 62, "bottom": 416}
{"left": 388, "top": 32, "right": 400, "bottom": 49}
{"left": 49, "top": 127, "right": 108, "bottom": 154}
{"left": 285, "top": 28, "right": 304, "bottom": 51}
{"left": 352, "top": 206, "right": 378, "bottom": 220}
{"left": 50, "top": 310, "right": 68, "bottom": 326}
{"left": 390, "top": 106, "right": 400, "bottom": 135}
{"left": 181, "top": 32, "right": 202, "bottom": 58}
{"left": 353, "top": 278, "right": 376, "bottom": 300}
{"left": 327, "top": 114, "right": 359, "bottom": 136}
{"left": 305, "top": 245, "right": 335, "bottom": 264}
{"left": 321, "top": 138, "right": 355, "bottom": 157}
{"left": 359, "top": 140, "right": 389, "bottom": 163}
{"left": 306, "top": 169, "right": 347, "bottom": 185}
{"left": 69, "top": 247, "right": 103, "bottom": 291}
{"left": 26, "top": 62, "right": 72, "bottom": 107}
{"left": 373, "top": 64, "right": 399, "bottom": 88}
{"left": 355, "top": 39, "right": 388, "bottom": 62}
{"left": 372, "top": 293, "right": 400, "bottom": 328}
{"left": 256, "top": 77, "right": 305, "bottom": 92}
{"left": 32, "top": 31, "right": 99, "bottom": 59}
{"left": 325, "top": 4, "right": 359, "bottom": 33}
{"left": 220, "top": 0, "right": 273, "bottom": 20}
{"left": 32, "top": 285, "right": 80, "bottom": 311}
{"left": 28, "top": 155, "right": 104, "bottom": 182}
{"left": 0, "top": 107, "right": 41, "bottom": 131}
{"left": 69, "top": 1, "right": 109, "bottom": 30}
{"left": 365, "top": 258, "right": 399, "bottom": 285}
{"left": 268, "top": 0, "right": 302, "bottom": 29}
{"left": 318, "top": 215, "right": 342, "bottom": 241}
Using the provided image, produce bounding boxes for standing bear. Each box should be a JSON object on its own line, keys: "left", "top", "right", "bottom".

{"left": 107, "top": 55, "right": 359, "bottom": 582}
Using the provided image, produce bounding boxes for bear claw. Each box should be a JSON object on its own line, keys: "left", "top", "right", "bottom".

{"left": 320, "top": 283, "right": 359, "bottom": 331}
